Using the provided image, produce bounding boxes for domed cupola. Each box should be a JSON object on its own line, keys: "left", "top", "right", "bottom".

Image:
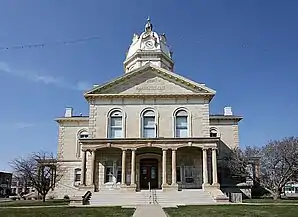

{"left": 123, "top": 17, "right": 174, "bottom": 73}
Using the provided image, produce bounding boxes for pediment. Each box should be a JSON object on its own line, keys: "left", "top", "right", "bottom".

{"left": 85, "top": 64, "right": 215, "bottom": 96}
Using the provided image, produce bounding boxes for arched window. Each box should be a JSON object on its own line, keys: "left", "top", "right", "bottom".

{"left": 210, "top": 128, "right": 218, "bottom": 137}
{"left": 108, "top": 110, "right": 123, "bottom": 138}
{"left": 175, "top": 110, "right": 188, "bottom": 137}
{"left": 77, "top": 130, "right": 88, "bottom": 158}
{"left": 142, "top": 110, "right": 157, "bottom": 138}
{"left": 74, "top": 168, "right": 81, "bottom": 187}
{"left": 79, "top": 131, "right": 89, "bottom": 139}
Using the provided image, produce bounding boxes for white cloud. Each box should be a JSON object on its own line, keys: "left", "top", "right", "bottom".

{"left": 0, "top": 61, "right": 91, "bottom": 91}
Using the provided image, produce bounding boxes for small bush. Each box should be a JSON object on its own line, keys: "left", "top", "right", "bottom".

{"left": 63, "top": 195, "right": 70, "bottom": 200}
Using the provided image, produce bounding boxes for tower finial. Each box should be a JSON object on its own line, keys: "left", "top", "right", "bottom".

{"left": 145, "top": 16, "right": 153, "bottom": 32}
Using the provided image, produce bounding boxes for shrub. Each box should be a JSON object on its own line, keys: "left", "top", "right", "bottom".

{"left": 63, "top": 195, "right": 70, "bottom": 200}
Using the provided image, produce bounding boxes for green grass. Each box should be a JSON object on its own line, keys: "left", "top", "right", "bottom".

{"left": 243, "top": 198, "right": 298, "bottom": 203}
{"left": 164, "top": 205, "right": 298, "bottom": 217}
{"left": 1, "top": 207, "right": 135, "bottom": 217}
{"left": 0, "top": 199, "right": 69, "bottom": 207}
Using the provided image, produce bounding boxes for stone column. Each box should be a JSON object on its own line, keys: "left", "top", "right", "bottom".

{"left": 131, "top": 149, "right": 136, "bottom": 186}
{"left": 121, "top": 149, "right": 126, "bottom": 185}
{"left": 90, "top": 150, "right": 96, "bottom": 185}
{"left": 202, "top": 148, "right": 208, "bottom": 185}
{"left": 162, "top": 149, "right": 167, "bottom": 185}
{"left": 81, "top": 150, "right": 86, "bottom": 185}
{"left": 171, "top": 149, "right": 177, "bottom": 185}
{"left": 212, "top": 148, "right": 218, "bottom": 185}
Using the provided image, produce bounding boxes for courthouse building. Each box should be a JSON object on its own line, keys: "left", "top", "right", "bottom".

{"left": 53, "top": 19, "right": 242, "bottom": 205}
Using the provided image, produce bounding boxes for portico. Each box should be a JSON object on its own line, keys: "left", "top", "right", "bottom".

{"left": 79, "top": 138, "right": 220, "bottom": 192}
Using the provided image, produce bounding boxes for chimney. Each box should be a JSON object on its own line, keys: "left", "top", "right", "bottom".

{"left": 93, "top": 84, "right": 99, "bottom": 88}
{"left": 224, "top": 106, "right": 233, "bottom": 116}
{"left": 65, "top": 107, "right": 73, "bottom": 117}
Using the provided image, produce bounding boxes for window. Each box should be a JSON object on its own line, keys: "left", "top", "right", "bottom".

{"left": 175, "top": 110, "right": 188, "bottom": 137}
{"left": 210, "top": 129, "right": 218, "bottom": 137}
{"left": 142, "top": 110, "right": 156, "bottom": 138}
{"left": 117, "top": 166, "right": 122, "bottom": 183}
{"left": 74, "top": 168, "right": 81, "bottom": 186}
{"left": 77, "top": 130, "right": 88, "bottom": 158}
{"left": 109, "top": 111, "right": 123, "bottom": 138}
{"left": 79, "top": 131, "right": 88, "bottom": 139}
{"left": 184, "top": 166, "right": 195, "bottom": 183}
{"left": 105, "top": 161, "right": 114, "bottom": 183}
{"left": 176, "top": 166, "right": 182, "bottom": 182}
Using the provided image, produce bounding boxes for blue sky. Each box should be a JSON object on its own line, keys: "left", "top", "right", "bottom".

{"left": 0, "top": 0, "right": 297, "bottom": 171}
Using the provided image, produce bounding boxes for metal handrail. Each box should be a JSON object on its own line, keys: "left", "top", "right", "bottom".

{"left": 148, "top": 182, "right": 152, "bottom": 204}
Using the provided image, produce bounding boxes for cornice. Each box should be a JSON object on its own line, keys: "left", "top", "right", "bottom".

{"left": 209, "top": 115, "right": 243, "bottom": 122}
{"left": 55, "top": 116, "right": 89, "bottom": 123}
{"left": 79, "top": 137, "right": 220, "bottom": 144}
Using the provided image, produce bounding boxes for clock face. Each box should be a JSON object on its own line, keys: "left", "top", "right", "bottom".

{"left": 145, "top": 40, "right": 154, "bottom": 49}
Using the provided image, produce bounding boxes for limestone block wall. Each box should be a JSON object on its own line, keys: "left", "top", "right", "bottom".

{"left": 210, "top": 119, "right": 240, "bottom": 150}
{"left": 52, "top": 161, "right": 81, "bottom": 199}
{"left": 57, "top": 120, "right": 89, "bottom": 161}
{"left": 89, "top": 97, "right": 210, "bottom": 139}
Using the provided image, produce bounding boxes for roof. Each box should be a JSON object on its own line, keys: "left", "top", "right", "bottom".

{"left": 84, "top": 64, "right": 216, "bottom": 99}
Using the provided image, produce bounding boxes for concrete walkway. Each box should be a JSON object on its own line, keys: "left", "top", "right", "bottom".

{"left": 133, "top": 205, "right": 168, "bottom": 217}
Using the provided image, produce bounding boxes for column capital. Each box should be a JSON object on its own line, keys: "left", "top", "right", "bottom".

{"left": 162, "top": 148, "right": 168, "bottom": 151}
{"left": 121, "top": 148, "right": 127, "bottom": 151}
{"left": 202, "top": 147, "right": 209, "bottom": 151}
{"left": 130, "top": 148, "right": 137, "bottom": 151}
{"left": 171, "top": 148, "right": 177, "bottom": 151}
{"left": 211, "top": 147, "right": 218, "bottom": 151}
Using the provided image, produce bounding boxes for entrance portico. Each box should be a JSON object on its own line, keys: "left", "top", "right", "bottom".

{"left": 79, "top": 137, "right": 220, "bottom": 192}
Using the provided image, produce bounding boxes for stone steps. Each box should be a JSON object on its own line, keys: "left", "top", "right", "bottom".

{"left": 89, "top": 189, "right": 217, "bottom": 207}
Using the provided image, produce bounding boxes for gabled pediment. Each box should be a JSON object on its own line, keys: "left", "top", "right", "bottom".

{"left": 85, "top": 64, "right": 216, "bottom": 97}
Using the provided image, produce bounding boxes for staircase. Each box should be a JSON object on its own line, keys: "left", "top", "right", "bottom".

{"left": 89, "top": 189, "right": 217, "bottom": 207}
{"left": 154, "top": 189, "right": 216, "bottom": 207}
{"left": 90, "top": 189, "right": 148, "bottom": 206}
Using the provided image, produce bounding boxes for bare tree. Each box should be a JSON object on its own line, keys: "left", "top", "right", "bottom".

{"left": 223, "top": 137, "right": 298, "bottom": 200}
{"left": 10, "top": 152, "right": 64, "bottom": 202}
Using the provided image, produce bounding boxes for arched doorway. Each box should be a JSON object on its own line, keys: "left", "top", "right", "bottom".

{"left": 140, "top": 158, "right": 158, "bottom": 189}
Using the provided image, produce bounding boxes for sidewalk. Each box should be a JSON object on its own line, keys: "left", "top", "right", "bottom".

{"left": 132, "top": 204, "right": 168, "bottom": 217}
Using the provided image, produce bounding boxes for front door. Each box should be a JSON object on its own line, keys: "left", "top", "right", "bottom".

{"left": 140, "top": 159, "right": 158, "bottom": 189}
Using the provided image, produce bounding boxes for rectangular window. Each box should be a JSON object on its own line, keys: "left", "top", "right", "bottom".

{"left": 184, "top": 166, "right": 194, "bottom": 183}
{"left": 176, "top": 166, "right": 181, "bottom": 182}
{"left": 175, "top": 116, "right": 188, "bottom": 137}
{"left": 105, "top": 166, "right": 114, "bottom": 183}
{"left": 117, "top": 166, "right": 122, "bottom": 183}
{"left": 109, "top": 117, "right": 123, "bottom": 138}
{"left": 143, "top": 117, "right": 156, "bottom": 138}
{"left": 75, "top": 173, "right": 81, "bottom": 182}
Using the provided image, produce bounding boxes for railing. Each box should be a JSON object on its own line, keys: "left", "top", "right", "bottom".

{"left": 82, "top": 191, "right": 92, "bottom": 205}
{"left": 148, "top": 181, "right": 152, "bottom": 204}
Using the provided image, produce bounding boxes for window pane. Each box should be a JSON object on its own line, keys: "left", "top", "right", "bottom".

{"left": 176, "top": 128, "right": 188, "bottom": 137}
{"left": 110, "top": 128, "right": 122, "bottom": 138}
{"left": 111, "top": 117, "right": 122, "bottom": 127}
{"left": 144, "top": 117, "right": 155, "bottom": 127}
{"left": 176, "top": 116, "right": 187, "bottom": 128}
{"left": 105, "top": 166, "right": 113, "bottom": 183}
{"left": 176, "top": 167, "right": 181, "bottom": 182}
{"left": 117, "top": 167, "right": 122, "bottom": 183}
{"left": 143, "top": 128, "right": 155, "bottom": 138}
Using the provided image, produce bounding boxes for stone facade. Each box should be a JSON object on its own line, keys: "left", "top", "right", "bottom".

{"left": 52, "top": 19, "right": 242, "bottom": 201}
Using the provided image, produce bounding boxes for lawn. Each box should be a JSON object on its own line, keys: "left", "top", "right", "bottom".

{"left": 243, "top": 198, "right": 298, "bottom": 203}
{"left": 1, "top": 207, "right": 135, "bottom": 217}
{"left": 164, "top": 205, "right": 298, "bottom": 217}
{"left": 0, "top": 199, "right": 69, "bottom": 207}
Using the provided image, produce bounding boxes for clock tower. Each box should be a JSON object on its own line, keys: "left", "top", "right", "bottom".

{"left": 123, "top": 18, "right": 174, "bottom": 73}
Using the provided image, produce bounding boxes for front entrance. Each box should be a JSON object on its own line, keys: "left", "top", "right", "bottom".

{"left": 140, "top": 158, "right": 158, "bottom": 189}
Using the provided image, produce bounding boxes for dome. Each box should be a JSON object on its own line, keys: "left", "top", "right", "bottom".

{"left": 125, "top": 18, "right": 172, "bottom": 61}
